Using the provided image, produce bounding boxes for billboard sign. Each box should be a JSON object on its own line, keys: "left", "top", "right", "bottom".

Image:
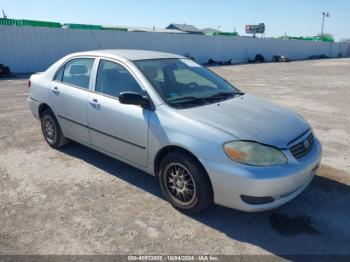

{"left": 245, "top": 23, "right": 265, "bottom": 34}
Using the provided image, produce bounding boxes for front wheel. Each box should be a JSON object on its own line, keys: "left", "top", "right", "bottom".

{"left": 158, "top": 152, "right": 213, "bottom": 214}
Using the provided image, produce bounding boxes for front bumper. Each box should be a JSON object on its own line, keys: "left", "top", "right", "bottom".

{"left": 200, "top": 137, "right": 322, "bottom": 212}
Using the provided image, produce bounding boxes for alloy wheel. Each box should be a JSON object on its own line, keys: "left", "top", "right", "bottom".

{"left": 164, "top": 163, "right": 196, "bottom": 205}
{"left": 43, "top": 117, "right": 56, "bottom": 142}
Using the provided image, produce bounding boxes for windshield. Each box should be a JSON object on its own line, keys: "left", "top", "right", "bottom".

{"left": 134, "top": 58, "right": 242, "bottom": 108}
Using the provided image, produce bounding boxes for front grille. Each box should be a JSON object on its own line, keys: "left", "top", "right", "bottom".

{"left": 289, "top": 132, "right": 314, "bottom": 160}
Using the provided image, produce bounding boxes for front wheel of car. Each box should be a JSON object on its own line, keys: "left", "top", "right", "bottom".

{"left": 158, "top": 152, "right": 213, "bottom": 214}
{"left": 41, "top": 109, "right": 68, "bottom": 148}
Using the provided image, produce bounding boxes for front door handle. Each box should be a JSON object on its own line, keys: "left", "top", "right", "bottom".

{"left": 51, "top": 86, "right": 59, "bottom": 94}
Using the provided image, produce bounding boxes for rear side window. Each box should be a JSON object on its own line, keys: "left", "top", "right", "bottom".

{"left": 95, "top": 60, "right": 142, "bottom": 98}
{"left": 54, "top": 66, "right": 64, "bottom": 81}
{"left": 61, "top": 58, "right": 95, "bottom": 89}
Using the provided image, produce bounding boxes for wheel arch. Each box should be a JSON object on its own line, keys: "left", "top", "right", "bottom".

{"left": 154, "top": 145, "right": 213, "bottom": 192}
{"left": 38, "top": 103, "right": 52, "bottom": 118}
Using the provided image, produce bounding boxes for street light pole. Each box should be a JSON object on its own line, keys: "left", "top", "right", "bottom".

{"left": 321, "top": 12, "right": 330, "bottom": 36}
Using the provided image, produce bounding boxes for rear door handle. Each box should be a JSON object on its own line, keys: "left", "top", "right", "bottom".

{"left": 51, "top": 86, "right": 59, "bottom": 94}
{"left": 89, "top": 98, "right": 101, "bottom": 109}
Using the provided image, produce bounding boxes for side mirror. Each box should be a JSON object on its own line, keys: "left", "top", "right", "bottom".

{"left": 119, "top": 92, "right": 150, "bottom": 108}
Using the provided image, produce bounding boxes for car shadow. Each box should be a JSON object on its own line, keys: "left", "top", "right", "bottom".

{"left": 60, "top": 142, "right": 350, "bottom": 256}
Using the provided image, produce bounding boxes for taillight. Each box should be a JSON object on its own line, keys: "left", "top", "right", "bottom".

{"left": 27, "top": 80, "right": 31, "bottom": 89}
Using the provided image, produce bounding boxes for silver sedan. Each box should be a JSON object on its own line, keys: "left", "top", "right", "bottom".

{"left": 28, "top": 50, "right": 322, "bottom": 213}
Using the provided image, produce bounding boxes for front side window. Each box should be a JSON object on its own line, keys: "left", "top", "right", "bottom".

{"left": 135, "top": 59, "right": 242, "bottom": 108}
{"left": 95, "top": 60, "right": 142, "bottom": 98}
{"left": 62, "top": 58, "right": 95, "bottom": 89}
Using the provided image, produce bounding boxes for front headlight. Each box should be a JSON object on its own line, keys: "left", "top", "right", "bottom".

{"left": 224, "top": 141, "right": 287, "bottom": 166}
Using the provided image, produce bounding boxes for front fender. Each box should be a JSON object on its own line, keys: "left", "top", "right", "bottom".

{"left": 146, "top": 106, "right": 235, "bottom": 174}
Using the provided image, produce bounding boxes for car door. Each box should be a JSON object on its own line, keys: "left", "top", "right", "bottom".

{"left": 87, "top": 59, "right": 150, "bottom": 167}
{"left": 50, "top": 57, "right": 96, "bottom": 144}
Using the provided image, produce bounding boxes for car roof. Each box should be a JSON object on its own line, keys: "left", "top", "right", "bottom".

{"left": 72, "top": 49, "right": 185, "bottom": 61}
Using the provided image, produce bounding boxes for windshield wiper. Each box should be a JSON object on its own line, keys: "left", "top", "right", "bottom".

{"left": 203, "top": 92, "right": 244, "bottom": 99}
{"left": 168, "top": 96, "right": 205, "bottom": 103}
{"left": 206, "top": 91, "right": 244, "bottom": 99}
{"left": 168, "top": 92, "right": 244, "bottom": 103}
{"left": 168, "top": 96, "right": 209, "bottom": 108}
{"left": 167, "top": 92, "right": 245, "bottom": 108}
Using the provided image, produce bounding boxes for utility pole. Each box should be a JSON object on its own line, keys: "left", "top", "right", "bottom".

{"left": 321, "top": 12, "right": 330, "bottom": 36}
{"left": 2, "top": 9, "right": 7, "bottom": 19}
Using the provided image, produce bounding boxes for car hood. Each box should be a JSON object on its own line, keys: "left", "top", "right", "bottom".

{"left": 177, "top": 94, "right": 310, "bottom": 148}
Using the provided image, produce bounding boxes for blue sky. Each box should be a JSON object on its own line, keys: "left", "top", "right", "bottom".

{"left": 1, "top": 0, "right": 349, "bottom": 40}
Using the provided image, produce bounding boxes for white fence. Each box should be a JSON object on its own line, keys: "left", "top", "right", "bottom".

{"left": 1, "top": 25, "right": 349, "bottom": 73}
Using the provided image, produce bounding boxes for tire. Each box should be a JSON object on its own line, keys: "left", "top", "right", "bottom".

{"left": 158, "top": 151, "right": 213, "bottom": 214}
{"left": 41, "top": 109, "right": 68, "bottom": 148}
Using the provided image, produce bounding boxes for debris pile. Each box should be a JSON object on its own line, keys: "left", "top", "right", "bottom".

{"left": 272, "top": 54, "right": 289, "bottom": 62}
{"left": 0, "top": 64, "right": 11, "bottom": 76}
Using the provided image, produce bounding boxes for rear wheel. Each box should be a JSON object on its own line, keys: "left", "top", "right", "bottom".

{"left": 158, "top": 152, "right": 213, "bottom": 214}
{"left": 41, "top": 109, "right": 68, "bottom": 148}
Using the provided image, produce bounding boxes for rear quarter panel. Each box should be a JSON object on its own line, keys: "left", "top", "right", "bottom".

{"left": 28, "top": 57, "right": 67, "bottom": 117}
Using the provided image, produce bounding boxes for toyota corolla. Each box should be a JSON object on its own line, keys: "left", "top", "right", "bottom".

{"left": 28, "top": 50, "right": 322, "bottom": 213}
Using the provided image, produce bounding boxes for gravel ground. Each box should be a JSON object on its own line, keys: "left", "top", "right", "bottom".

{"left": 0, "top": 58, "right": 349, "bottom": 257}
